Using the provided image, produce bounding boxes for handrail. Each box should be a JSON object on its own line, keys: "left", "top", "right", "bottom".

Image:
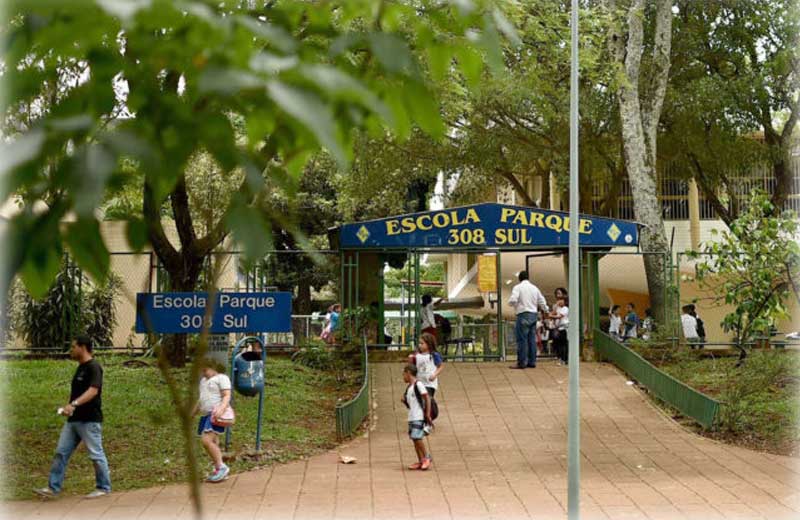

{"left": 594, "top": 330, "right": 720, "bottom": 429}
{"left": 335, "top": 339, "right": 370, "bottom": 439}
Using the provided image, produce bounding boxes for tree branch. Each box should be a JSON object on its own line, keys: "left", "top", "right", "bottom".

{"left": 687, "top": 152, "right": 735, "bottom": 225}
{"left": 494, "top": 167, "right": 536, "bottom": 207}
{"left": 143, "top": 181, "right": 181, "bottom": 272}
{"left": 170, "top": 176, "right": 199, "bottom": 252}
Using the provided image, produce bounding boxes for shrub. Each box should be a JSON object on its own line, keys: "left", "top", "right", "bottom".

{"left": 12, "top": 259, "right": 121, "bottom": 351}
{"left": 291, "top": 346, "right": 335, "bottom": 370}
{"left": 716, "top": 351, "right": 797, "bottom": 437}
{"left": 83, "top": 273, "right": 122, "bottom": 348}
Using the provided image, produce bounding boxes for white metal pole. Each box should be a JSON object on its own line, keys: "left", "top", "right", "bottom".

{"left": 567, "top": 0, "right": 581, "bottom": 518}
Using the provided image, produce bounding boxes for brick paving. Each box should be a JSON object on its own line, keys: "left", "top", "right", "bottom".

{"left": 6, "top": 362, "right": 799, "bottom": 520}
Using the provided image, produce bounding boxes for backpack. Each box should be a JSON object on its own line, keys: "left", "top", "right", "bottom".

{"left": 435, "top": 314, "right": 451, "bottom": 337}
{"left": 695, "top": 317, "right": 706, "bottom": 339}
{"left": 402, "top": 381, "right": 439, "bottom": 423}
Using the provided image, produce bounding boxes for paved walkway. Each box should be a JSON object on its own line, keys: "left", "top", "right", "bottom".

{"left": 7, "top": 362, "right": 800, "bottom": 520}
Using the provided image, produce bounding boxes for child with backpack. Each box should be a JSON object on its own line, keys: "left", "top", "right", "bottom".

{"left": 400, "top": 364, "right": 433, "bottom": 470}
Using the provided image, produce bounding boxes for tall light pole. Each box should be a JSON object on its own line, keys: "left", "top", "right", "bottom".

{"left": 567, "top": 0, "right": 581, "bottom": 518}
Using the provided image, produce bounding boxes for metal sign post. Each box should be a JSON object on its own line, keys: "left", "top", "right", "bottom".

{"left": 567, "top": 0, "right": 582, "bottom": 517}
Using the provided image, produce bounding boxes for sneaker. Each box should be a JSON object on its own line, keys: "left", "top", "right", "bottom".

{"left": 85, "top": 489, "right": 110, "bottom": 499}
{"left": 420, "top": 458, "right": 431, "bottom": 471}
{"left": 33, "top": 487, "right": 57, "bottom": 499}
{"left": 206, "top": 464, "right": 230, "bottom": 483}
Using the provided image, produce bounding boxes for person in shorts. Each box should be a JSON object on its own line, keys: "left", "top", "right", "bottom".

{"left": 400, "top": 364, "right": 432, "bottom": 470}
{"left": 195, "top": 358, "right": 232, "bottom": 482}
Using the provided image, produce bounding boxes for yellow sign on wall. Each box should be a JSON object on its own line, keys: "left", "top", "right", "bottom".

{"left": 477, "top": 254, "right": 497, "bottom": 293}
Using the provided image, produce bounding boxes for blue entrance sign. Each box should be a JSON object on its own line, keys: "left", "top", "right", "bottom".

{"left": 135, "top": 292, "right": 292, "bottom": 334}
{"left": 337, "top": 203, "right": 639, "bottom": 249}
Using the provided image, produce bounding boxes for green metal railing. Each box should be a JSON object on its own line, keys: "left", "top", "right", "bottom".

{"left": 594, "top": 330, "right": 720, "bottom": 429}
{"left": 335, "top": 340, "right": 370, "bottom": 439}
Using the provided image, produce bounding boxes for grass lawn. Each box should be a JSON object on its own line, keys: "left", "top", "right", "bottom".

{"left": 0, "top": 355, "right": 359, "bottom": 500}
{"left": 628, "top": 345, "right": 800, "bottom": 456}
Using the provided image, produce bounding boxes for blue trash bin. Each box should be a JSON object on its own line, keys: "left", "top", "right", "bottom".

{"left": 233, "top": 351, "right": 265, "bottom": 397}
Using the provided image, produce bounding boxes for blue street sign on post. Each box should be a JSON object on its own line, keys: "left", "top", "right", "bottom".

{"left": 135, "top": 292, "right": 292, "bottom": 334}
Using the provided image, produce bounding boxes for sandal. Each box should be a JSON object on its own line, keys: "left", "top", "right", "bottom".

{"left": 408, "top": 462, "right": 423, "bottom": 470}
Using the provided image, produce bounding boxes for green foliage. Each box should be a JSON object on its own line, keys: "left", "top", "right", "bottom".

{"left": 637, "top": 346, "right": 799, "bottom": 454}
{"left": 291, "top": 345, "right": 335, "bottom": 371}
{"left": 2, "top": 0, "right": 517, "bottom": 299}
{"left": 384, "top": 261, "right": 445, "bottom": 299}
{"left": 663, "top": 0, "right": 800, "bottom": 217}
{"left": 714, "top": 351, "right": 797, "bottom": 442}
{"left": 11, "top": 260, "right": 122, "bottom": 350}
{"left": 339, "top": 305, "right": 374, "bottom": 340}
{"left": 80, "top": 273, "right": 122, "bottom": 348}
{"left": 687, "top": 191, "right": 800, "bottom": 346}
{"left": 13, "top": 260, "right": 83, "bottom": 351}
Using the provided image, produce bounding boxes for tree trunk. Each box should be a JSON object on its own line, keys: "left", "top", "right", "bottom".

{"left": 771, "top": 151, "right": 791, "bottom": 211}
{"left": 608, "top": 0, "right": 673, "bottom": 324}
{"left": 163, "top": 258, "right": 205, "bottom": 367}
{"left": 293, "top": 282, "right": 312, "bottom": 345}
{"left": 143, "top": 173, "right": 231, "bottom": 367}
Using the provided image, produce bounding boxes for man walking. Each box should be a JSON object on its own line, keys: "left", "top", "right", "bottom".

{"left": 34, "top": 335, "right": 111, "bottom": 499}
{"left": 508, "top": 271, "right": 549, "bottom": 369}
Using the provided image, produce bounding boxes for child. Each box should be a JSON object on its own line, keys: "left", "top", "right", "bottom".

{"left": 410, "top": 332, "right": 444, "bottom": 397}
{"left": 609, "top": 305, "right": 622, "bottom": 341}
{"left": 623, "top": 303, "right": 640, "bottom": 341}
{"left": 549, "top": 295, "right": 569, "bottom": 365}
{"left": 195, "top": 358, "right": 232, "bottom": 482}
{"left": 400, "top": 364, "right": 432, "bottom": 470}
{"left": 642, "top": 308, "right": 654, "bottom": 341}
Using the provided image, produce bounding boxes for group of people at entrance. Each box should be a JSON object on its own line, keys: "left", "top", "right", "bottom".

{"left": 509, "top": 271, "right": 570, "bottom": 368}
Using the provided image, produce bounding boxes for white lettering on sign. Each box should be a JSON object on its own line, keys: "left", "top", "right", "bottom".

{"left": 151, "top": 294, "right": 278, "bottom": 311}
{"left": 153, "top": 294, "right": 208, "bottom": 309}
{"left": 219, "top": 295, "right": 276, "bottom": 310}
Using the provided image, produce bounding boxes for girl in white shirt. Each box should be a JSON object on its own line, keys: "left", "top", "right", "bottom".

{"left": 195, "top": 359, "right": 232, "bottom": 482}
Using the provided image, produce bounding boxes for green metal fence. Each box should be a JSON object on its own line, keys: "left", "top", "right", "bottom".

{"left": 335, "top": 340, "right": 370, "bottom": 439}
{"left": 594, "top": 330, "right": 720, "bottom": 429}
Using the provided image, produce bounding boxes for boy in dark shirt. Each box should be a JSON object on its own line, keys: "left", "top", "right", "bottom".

{"left": 34, "top": 335, "right": 111, "bottom": 499}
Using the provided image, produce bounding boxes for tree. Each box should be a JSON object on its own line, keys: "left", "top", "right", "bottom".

{"left": 663, "top": 0, "right": 800, "bottom": 224}
{"left": 606, "top": 0, "right": 673, "bottom": 321}
{"left": 688, "top": 191, "right": 800, "bottom": 363}
{"left": 2, "top": 0, "right": 516, "bottom": 358}
{"left": 2, "top": 2, "right": 516, "bottom": 514}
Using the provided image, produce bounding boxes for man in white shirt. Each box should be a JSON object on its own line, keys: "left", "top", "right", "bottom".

{"left": 508, "top": 271, "right": 549, "bottom": 369}
{"left": 681, "top": 305, "right": 700, "bottom": 348}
